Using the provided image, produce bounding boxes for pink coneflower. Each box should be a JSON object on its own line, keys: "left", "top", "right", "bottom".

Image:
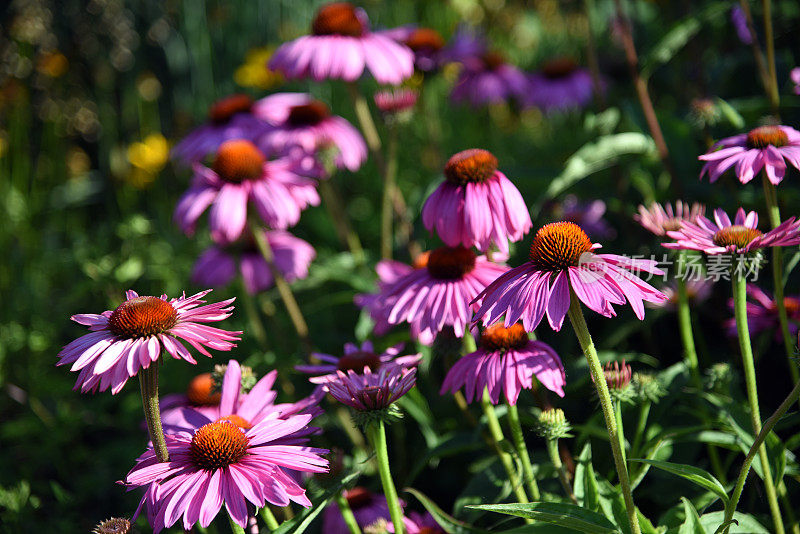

{"left": 699, "top": 125, "right": 800, "bottom": 184}
{"left": 268, "top": 2, "right": 414, "bottom": 85}
{"left": 724, "top": 284, "right": 800, "bottom": 338}
{"left": 296, "top": 341, "right": 421, "bottom": 385}
{"left": 369, "top": 246, "right": 509, "bottom": 344}
{"left": 525, "top": 58, "right": 596, "bottom": 113}
{"left": 171, "top": 94, "right": 272, "bottom": 166}
{"left": 451, "top": 50, "right": 528, "bottom": 107}
{"left": 161, "top": 359, "right": 323, "bottom": 435}
{"left": 441, "top": 323, "right": 566, "bottom": 405}
{"left": 555, "top": 195, "right": 615, "bottom": 240}
{"left": 254, "top": 93, "right": 367, "bottom": 172}
{"left": 373, "top": 88, "right": 419, "bottom": 116}
{"left": 648, "top": 278, "right": 713, "bottom": 311}
{"left": 422, "top": 149, "right": 532, "bottom": 254}
{"left": 192, "top": 229, "right": 315, "bottom": 294}
{"left": 124, "top": 414, "right": 329, "bottom": 532}
{"left": 792, "top": 68, "right": 800, "bottom": 96}
{"left": 327, "top": 366, "right": 416, "bottom": 411}
{"left": 381, "top": 26, "right": 446, "bottom": 72}
{"left": 635, "top": 201, "right": 706, "bottom": 236}
{"left": 174, "top": 139, "right": 319, "bottom": 243}
{"left": 323, "top": 487, "right": 395, "bottom": 534}
{"left": 663, "top": 208, "right": 800, "bottom": 255}
{"left": 57, "top": 290, "right": 240, "bottom": 395}
{"left": 355, "top": 257, "right": 421, "bottom": 336}
{"left": 473, "top": 222, "right": 667, "bottom": 332}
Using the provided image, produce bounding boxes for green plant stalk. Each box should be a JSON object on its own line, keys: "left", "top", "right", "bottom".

{"left": 546, "top": 438, "right": 577, "bottom": 503}
{"left": 139, "top": 365, "right": 169, "bottom": 462}
{"left": 732, "top": 273, "right": 785, "bottom": 534}
{"left": 506, "top": 401, "right": 541, "bottom": 500}
{"left": 676, "top": 266, "right": 701, "bottom": 385}
{"left": 381, "top": 124, "right": 398, "bottom": 259}
{"left": 252, "top": 224, "right": 312, "bottom": 352}
{"left": 240, "top": 282, "right": 269, "bottom": 350}
{"left": 367, "top": 420, "right": 406, "bottom": 534}
{"left": 723, "top": 379, "right": 800, "bottom": 533}
{"left": 762, "top": 177, "right": 800, "bottom": 391}
{"left": 762, "top": 0, "right": 780, "bottom": 112}
{"left": 318, "top": 179, "right": 365, "bottom": 263}
{"left": 228, "top": 511, "right": 246, "bottom": 533}
{"left": 615, "top": 400, "right": 628, "bottom": 466}
{"left": 631, "top": 400, "right": 650, "bottom": 459}
{"left": 567, "top": 293, "right": 641, "bottom": 534}
{"left": 259, "top": 506, "right": 280, "bottom": 530}
{"left": 334, "top": 492, "right": 363, "bottom": 534}
{"left": 737, "top": 0, "right": 772, "bottom": 105}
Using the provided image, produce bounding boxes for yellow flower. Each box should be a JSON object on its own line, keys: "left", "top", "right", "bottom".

{"left": 127, "top": 133, "right": 169, "bottom": 173}
{"left": 234, "top": 47, "right": 283, "bottom": 90}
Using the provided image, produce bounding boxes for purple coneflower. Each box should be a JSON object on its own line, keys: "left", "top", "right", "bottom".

{"left": 374, "top": 88, "right": 419, "bottom": 116}
{"left": 323, "top": 487, "right": 396, "bottom": 534}
{"left": 473, "top": 222, "right": 666, "bottom": 332}
{"left": 556, "top": 195, "right": 615, "bottom": 239}
{"left": 382, "top": 26, "right": 446, "bottom": 72}
{"left": 296, "top": 341, "right": 421, "bottom": 385}
{"left": 192, "top": 229, "right": 315, "bottom": 294}
{"left": 57, "top": 290, "right": 240, "bottom": 395}
{"left": 327, "top": 366, "right": 416, "bottom": 412}
{"left": 648, "top": 278, "right": 713, "bottom": 311}
{"left": 730, "top": 6, "right": 753, "bottom": 45}
{"left": 161, "top": 359, "right": 322, "bottom": 435}
{"left": 699, "top": 125, "right": 800, "bottom": 185}
{"left": 124, "top": 415, "right": 328, "bottom": 532}
{"left": 663, "top": 208, "right": 800, "bottom": 255}
{"left": 526, "top": 58, "right": 596, "bottom": 113}
{"left": 635, "top": 201, "right": 706, "bottom": 236}
{"left": 724, "top": 284, "right": 800, "bottom": 338}
{"left": 254, "top": 93, "right": 367, "bottom": 172}
{"left": 441, "top": 323, "right": 566, "bottom": 405}
{"left": 171, "top": 94, "right": 272, "bottom": 166}
{"left": 269, "top": 2, "right": 414, "bottom": 85}
{"left": 355, "top": 257, "right": 421, "bottom": 336}
{"left": 423, "top": 149, "right": 531, "bottom": 254}
{"left": 368, "top": 246, "right": 509, "bottom": 344}
{"left": 451, "top": 51, "right": 528, "bottom": 107}
{"left": 792, "top": 68, "right": 800, "bottom": 96}
{"left": 174, "top": 139, "right": 319, "bottom": 243}
{"left": 398, "top": 511, "right": 446, "bottom": 534}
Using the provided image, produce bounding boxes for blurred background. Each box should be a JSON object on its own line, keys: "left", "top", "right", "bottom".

{"left": 2, "top": 0, "right": 800, "bottom": 531}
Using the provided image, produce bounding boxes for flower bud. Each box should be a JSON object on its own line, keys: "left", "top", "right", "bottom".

{"left": 602, "top": 360, "right": 635, "bottom": 404}
{"left": 632, "top": 372, "right": 666, "bottom": 404}
{"left": 93, "top": 518, "right": 131, "bottom": 534}
{"left": 536, "top": 408, "right": 572, "bottom": 441}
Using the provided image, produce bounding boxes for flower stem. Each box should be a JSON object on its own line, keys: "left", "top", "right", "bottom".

{"left": 614, "top": 400, "right": 628, "bottom": 466}
{"left": 334, "top": 492, "right": 363, "bottom": 534}
{"left": 318, "top": 179, "right": 365, "bottom": 263}
{"left": 139, "top": 364, "right": 169, "bottom": 462}
{"left": 228, "top": 510, "right": 247, "bottom": 533}
{"left": 723, "top": 379, "right": 800, "bottom": 533}
{"left": 738, "top": 0, "right": 773, "bottom": 103}
{"left": 546, "top": 438, "right": 577, "bottom": 503}
{"left": 381, "top": 125, "right": 398, "bottom": 259}
{"left": 567, "top": 293, "right": 641, "bottom": 534}
{"left": 251, "top": 224, "right": 312, "bottom": 352}
{"left": 259, "top": 507, "right": 280, "bottom": 530}
{"left": 240, "top": 282, "right": 269, "bottom": 350}
{"left": 506, "top": 402, "right": 541, "bottom": 500}
{"left": 676, "top": 267, "right": 701, "bottom": 385}
{"left": 732, "top": 273, "right": 785, "bottom": 534}
{"left": 762, "top": 0, "right": 780, "bottom": 113}
{"left": 367, "top": 420, "right": 406, "bottom": 534}
{"left": 762, "top": 176, "right": 800, "bottom": 393}
{"left": 630, "top": 400, "right": 650, "bottom": 459}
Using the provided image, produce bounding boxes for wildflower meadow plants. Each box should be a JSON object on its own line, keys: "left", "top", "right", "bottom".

{"left": 7, "top": 1, "right": 800, "bottom": 533}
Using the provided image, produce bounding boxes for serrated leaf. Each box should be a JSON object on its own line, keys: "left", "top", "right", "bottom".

{"left": 272, "top": 471, "right": 360, "bottom": 534}
{"left": 701, "top": 511, "right": 769, "bottom": 534}
{"left": 629, "top": 459, "right": 728, "bottom": 505}
{"left": 404, "top": 487, "right": 488, "bottom": 534}
{"left": 678, "top": 498, "right": 707, "bottom": 534}
{"left": 465, "top": 502, "right": 619, "bottom": 534}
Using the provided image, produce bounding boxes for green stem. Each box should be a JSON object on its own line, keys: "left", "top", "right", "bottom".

{"left": 367, "top": 420, "right": 406, "bottom": 534}
{"left": 567, "top": 293, "right": 641, "bottom": 534}
{"left": 732, "top": 273, "right": 785, "bottom": 534}
{"left": 615, "top": 400, "right": 628, "bottom": 466}
{"left": 251, "top": 224, "right": 312, "bottom": 352}
{"left": 139, "top": 365, "right": 169, "bottom": 462}
{"left": 318, "top": 179, "right": 364, "bottom": 262}
{"left": 381, "top": 125, "right": 398, "bottom": 259}
{"left": 762, "top": 0, "right": 780, "bottom": 113}
{"left": 228, "top": 510, "right": 247, "bottom": 533}
{"left": 260, "top": 506, "right": 280, "bottom": 530}
{"left": 723, "top": 380, "right": 800, "bottom": 533}
{"left": 334, "top": 492, "right": 363, "bottom": 534}
{"left": 677, "top": 268, "right": 701, "bottom": 385}
{"left": 631, "top": 401, "right": 650, "bottom": 459}
{"left": 547, "top": 439, "right": 577, "bottom": 503}
{"left": 506, "top": 402, "right": 541, "bottom": 500}
{"left": 240, "top": 282, "right": 269, "bottom": 350}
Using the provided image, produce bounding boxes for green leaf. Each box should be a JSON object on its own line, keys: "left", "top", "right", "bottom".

{"left": 700, "top": 511, "right": 769, "bottom": 534}
{"left": 678, "top": 498, "right": 707, "bottom": 534}
{"left": 404, "top": 487, "right": 488, "bottom": 534}
{"left": 628, "top": 459, "right": 728, "bottom": 505}
{"left": 272, "top": 471, "right": 360, "bottom": 534}
{"left": 537, "top": 133, "right": 656, "bottom": 207}
{"left": 465, "top": 502, "right": 619, "bottom": 534}
{"left": 573, "top": 444, "right": 601, "bottom": 512}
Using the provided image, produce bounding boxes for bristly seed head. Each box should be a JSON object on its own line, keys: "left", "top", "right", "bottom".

{"left": 208, "top": 94, "right": 253, "bottom": 124}
{"left": 311, "top": 2, "right": 364, "bottom": 37}
{"left": 404, "top": 28, "right": 445, "bottom": 52}
{"left": 426, "top": 246, "right": 477, "bottom": 280}
{"left": 213, "top": 139, "right": 265, "bottom": 182}
{"left": 712, "top": 225, "right": 762, "bottom": 249}
{"left": 215, "top": 414, "right": 252, "bottom": 429}
{"left": 190, "top": 421, "right": 249, "bottom": 471}
{"left": 444, "top": 149, "right": 498, "bottom": 185}
{"left": 93, "top": 517, "right": 131, "bottom": 534}
{"left": 286, "top": 100, "right": 330, "bottom": 127}
{"left": 186, "top": 373, "right": 222, "bottom": 406}
{"left": 529, "top": 222, "right": 594, "bottom": 272}
{"left": 541, "top": 57, "right": 578, "bottom": 79}
{"left": 108, "top": 296, "right": 177, "bottom": 338}
{"left": 337, "top": 351, "right": 381, "bottom": 373}
{"left": 746, "top": 126, "right": 788, "bottom": 149}
{"left": 479, "top": 323, "right": 529, "bottom": 352}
